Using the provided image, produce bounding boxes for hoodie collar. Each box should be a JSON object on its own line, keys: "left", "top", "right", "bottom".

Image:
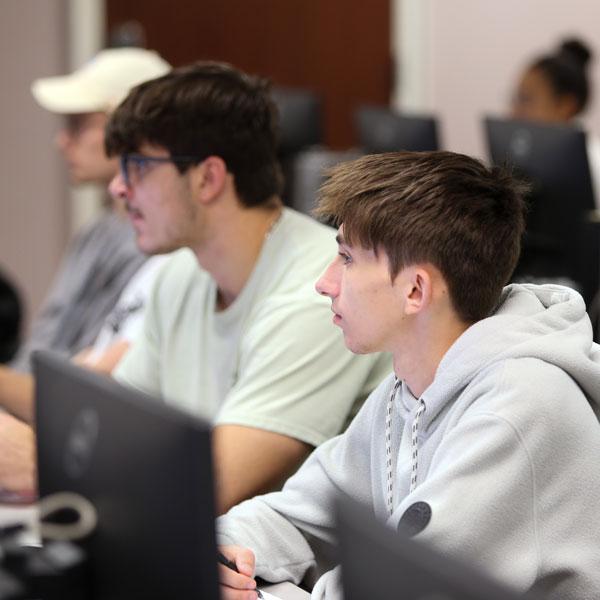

{"left": 417, "top": 283, "right": 600, "bottom": 430}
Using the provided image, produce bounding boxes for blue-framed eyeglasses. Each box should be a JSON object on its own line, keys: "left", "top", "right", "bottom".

{"left": 119, "top": 154, "right": 205, "bottom": 187}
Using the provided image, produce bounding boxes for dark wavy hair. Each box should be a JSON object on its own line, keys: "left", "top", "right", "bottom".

{"left": 105, "top": 61, "right": 283, "bottom": 207}
{"left": 316, "top": 151, "right": 528, "bottom": 323}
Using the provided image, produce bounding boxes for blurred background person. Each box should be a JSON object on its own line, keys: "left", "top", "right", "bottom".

{"left": 511, "top": 38, "right": 592, "bottom": 123}
{"left": 511, "top": 37, "right": 600, "bottom": 207}
{"left": 0, "top": 47, "right": 170, "bottom": 496}
{"left": 11, "top": 47, "right": 171, "bottom": 374}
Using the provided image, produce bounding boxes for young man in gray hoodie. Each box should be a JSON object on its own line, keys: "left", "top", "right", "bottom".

{"left": 217, "top": 151, "right": 600, "bottom": 600}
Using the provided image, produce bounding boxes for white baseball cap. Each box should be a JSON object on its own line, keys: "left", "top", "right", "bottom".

{"left": 31, "top": 47, "right": 171, "bottom": 114}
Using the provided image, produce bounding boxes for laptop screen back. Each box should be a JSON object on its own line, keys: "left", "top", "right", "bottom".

{"left": 336, "top": 496, "right": 534, "bottom": 600}
{"left": 34, "top": 351, "right": 219, "bottom": 600}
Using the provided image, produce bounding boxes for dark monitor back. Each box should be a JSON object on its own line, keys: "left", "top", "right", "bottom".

{"left": 33, "top": 351, "right": 219, "bottom": 600}
{"left": 336, "top": 496, "right": 536, "bottom": 600}
{"left": 355, "top": 106, "right": 440, "bottom": 153}
{"left": 271, "top": 86, "right": 323, "bottom": 156}
{"left": 484, "top": 117, "right": 599, "bottom": 304}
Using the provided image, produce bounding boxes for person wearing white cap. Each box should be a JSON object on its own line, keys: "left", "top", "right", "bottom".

{"left": 32, "top": 47, "right": 170, "bottom": 114}
{"left": 0, "top": 47, "right": 170, "bottom": 496}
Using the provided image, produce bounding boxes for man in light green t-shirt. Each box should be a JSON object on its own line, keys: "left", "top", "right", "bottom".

{"left": 105, "top": 62, "right": 391, "bottom": 514}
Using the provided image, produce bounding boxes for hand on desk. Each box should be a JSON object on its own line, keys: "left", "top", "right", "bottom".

{"left": 219, "top": 544, "right": 262, "bottom": 600}
{"left": 0, "top": 412, "right": 36, "bottom": 498}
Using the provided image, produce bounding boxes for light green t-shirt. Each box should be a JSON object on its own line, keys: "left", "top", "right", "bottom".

{"left": 114, "top": 209, "right": 391, "bottom": 447}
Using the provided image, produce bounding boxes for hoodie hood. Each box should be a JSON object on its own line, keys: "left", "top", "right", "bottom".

{"left": 421, "top": 283, "right": 600, "bottom": 428}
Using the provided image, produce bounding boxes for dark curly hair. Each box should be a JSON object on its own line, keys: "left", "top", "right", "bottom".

{"left": 105, "top": 61, "right": 283, "bottom": 207}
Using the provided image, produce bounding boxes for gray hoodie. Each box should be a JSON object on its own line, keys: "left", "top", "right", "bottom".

{"left": 218, "top": 284, "right": 600, "bottom": 599}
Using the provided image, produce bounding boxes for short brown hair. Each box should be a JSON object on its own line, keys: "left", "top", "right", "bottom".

{"left": 316, "top": 151, "right": 527, "bottom": 322}
{"left": 105, "top": 61, "right": 283, "bottom": 208}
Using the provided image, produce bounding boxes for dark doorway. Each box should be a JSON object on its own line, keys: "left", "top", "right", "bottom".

{"left": 106, "top": 0, "right": 392, "bottom": 149}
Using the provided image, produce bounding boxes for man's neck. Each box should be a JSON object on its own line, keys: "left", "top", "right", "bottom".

{"left": 191, "top": 200, "right": 283, "bottom": 310}
{"left": 392, "top": 317, "right": 471, "bottom": 398}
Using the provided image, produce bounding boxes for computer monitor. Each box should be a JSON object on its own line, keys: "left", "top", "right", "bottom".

{"left": 33, "top": 351, "right": 219, "bottom": 600}
{"left": 355, "top": 106, "right": 440, "bottom": 153}
{"left": 336, "top": 496, "right": 538, "bottom": 600}
{"left": 270, "top": 86, "right": 324, "bottom": 208}
{"left": 271, "top": 86, "right": 323, "bottom": 156}
{"left": 484, "top": 117, "right": 599, "bottom": 306}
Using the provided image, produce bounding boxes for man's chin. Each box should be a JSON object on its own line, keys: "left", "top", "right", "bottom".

{"left": 136, "top": 237, "right": 178, "bottom": 257}
{"left": 343, "top": 335, "right": 371, "bottom": 355}
{"left": 67, "top": 172, "right": 84, "bottom": 185}
{"left": 134, "top": 235, "right": 156, "bottom": 256}
{"left": 136, "top": 242, "right": 158, "bottom": 256}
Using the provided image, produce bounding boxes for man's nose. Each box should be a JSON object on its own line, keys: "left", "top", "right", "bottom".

{"left": 108, "top": 172, "right": 130, "bottom": 201}
{"left": 315, "top": 259, "right": 339, "bottom": 298}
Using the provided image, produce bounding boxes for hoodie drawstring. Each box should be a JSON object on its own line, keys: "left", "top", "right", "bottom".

{"left": 385, "top": 378, "right": 402, "bottom": 516}
{"left": 385, "top": 378, "right": 426, "bottom": 516}
{"left": 410, "top": 399, "right": 426, "bottom": 493}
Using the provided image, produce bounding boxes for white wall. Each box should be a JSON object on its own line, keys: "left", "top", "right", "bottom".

{"left": 0, "top": 0, "right": 104, "bottom": 327}
{"left": 395, "top": 0, "right": 600, "bottom": 158}
{"left": 0, "top": 0, "right": 69, "bottom": 322}
{"left": 9, "top": 0, "right": 600, "bottom": 322}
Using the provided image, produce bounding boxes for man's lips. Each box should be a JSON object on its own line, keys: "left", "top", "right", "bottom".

{"left": 125, "top": 203, "right": 144, "bottom": 221}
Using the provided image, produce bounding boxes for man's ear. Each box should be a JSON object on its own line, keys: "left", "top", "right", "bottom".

{"left": 402, "top": 266, "right": 433, "bottom": 315}
{"left": 189, "top": 156, "right": 228, "bottom": 205}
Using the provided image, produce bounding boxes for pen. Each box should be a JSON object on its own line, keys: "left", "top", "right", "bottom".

{"left": 218, "top": 551, "right": 264, "bottom": 599}
{"left": 0, "top": 523, "right": 26, "bottom": 540}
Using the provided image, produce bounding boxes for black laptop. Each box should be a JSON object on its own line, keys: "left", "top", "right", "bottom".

{"left": 336, "top": 496, "right": 539, "bottom": 600}
{"left": 33, "top": 351, "right": 219, "bottom": 600}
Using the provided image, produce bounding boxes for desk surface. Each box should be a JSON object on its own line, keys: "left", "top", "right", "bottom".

{"left": 0, "top": 502, "right": 39, "bottom": 545}
{"left": 0, "top": 502, "right": 36, "bottom": 524}
{"left": 262, "top": 582, "right": 310, "bottom": 599}
{"left": 0, "top": 504, "right": 310, "bottom": 600}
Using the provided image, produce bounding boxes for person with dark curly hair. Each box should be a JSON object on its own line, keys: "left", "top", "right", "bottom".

{"left": 105, "top": 62, "right": 390, "bottom": 514}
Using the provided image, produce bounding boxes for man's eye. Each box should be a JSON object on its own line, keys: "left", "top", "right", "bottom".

{"left": 135, "top": 159, "right": 151, "bottom": 175}
{"left": 339, "top": 252, "right": 352, "bottom": 265}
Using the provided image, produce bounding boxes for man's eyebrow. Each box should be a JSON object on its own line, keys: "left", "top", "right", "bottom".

{"left": 335, "top": 233, "right": 345, "bottom": 245}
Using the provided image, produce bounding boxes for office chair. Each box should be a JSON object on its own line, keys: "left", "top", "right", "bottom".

{"left": 354, "top": 105, "right": 440, "bottom": 153}
{"left": 270, "top": 86, "right": 324, "bottom": 209}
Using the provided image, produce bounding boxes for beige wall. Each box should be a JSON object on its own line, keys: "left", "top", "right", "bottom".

{"left": 0, "top": 0, "right": 69, "bottom": 325}
{"left": 396, "top": 0, "right": 600, "bottom": 158}
{"left": 7, "top": 0, "right": 600, "bottom": 325}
